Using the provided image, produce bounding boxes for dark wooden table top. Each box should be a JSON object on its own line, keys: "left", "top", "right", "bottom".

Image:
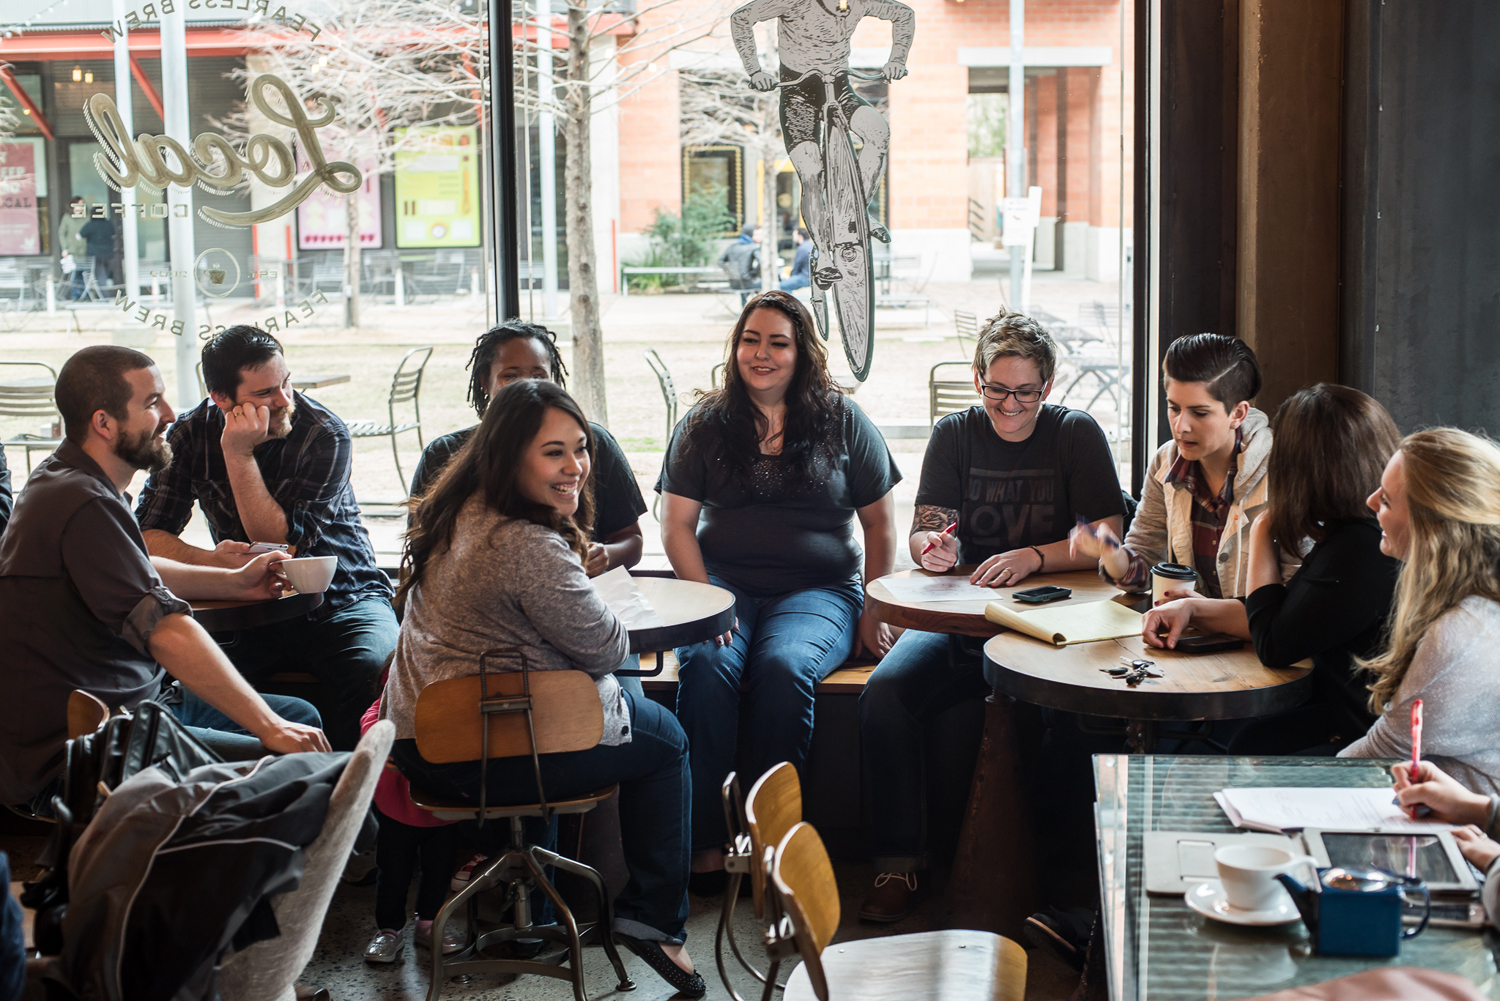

{"left": 191, "top": 590, "right": 323, "bottom": 632}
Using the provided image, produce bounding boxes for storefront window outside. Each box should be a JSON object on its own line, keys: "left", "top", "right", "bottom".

{"left": 1, "top": 0, "right": 1135, "bottom": 511}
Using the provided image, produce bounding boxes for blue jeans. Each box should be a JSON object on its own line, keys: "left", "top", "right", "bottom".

{"left": 167, "top": 686, "right": 324, "bottom": 761}
{"left": 779, "top": 274, "right": 810, "bottom": 292}
{"left": 391, "top": 690, "right": 691, "bottom": 943}
{"left": 215, "top": 595, "right": 398, "bottom": 752}
{"left": 675, "top": 575, "right": 862, "bottom": 853}
{"left": 859, "top": 629, "right": 988, "bottom": 872}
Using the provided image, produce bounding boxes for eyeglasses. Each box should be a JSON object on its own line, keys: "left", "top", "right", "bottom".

{"left": 977, "top": 381, "right": 1043, "bottom": 403}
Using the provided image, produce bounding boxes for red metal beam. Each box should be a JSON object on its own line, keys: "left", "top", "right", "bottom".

{"left": 0, "top": 16, "right": 636, "bottom": 62}
{"left": 128, "top": 53, "right": 165, "bottom": 120}
{"left": 0, "top": 28, "right": 253, "bottom": 59}
{"left": 0, "top": 65, "right": 54, "bottom": 140}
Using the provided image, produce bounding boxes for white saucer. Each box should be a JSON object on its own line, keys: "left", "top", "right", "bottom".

{"left": 1185, "top": 879, "right": 1302, "bottom": 926}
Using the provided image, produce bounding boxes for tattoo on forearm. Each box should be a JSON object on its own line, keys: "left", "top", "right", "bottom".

{"left": 912, "top": 505, "right": 958, "bottom": 535}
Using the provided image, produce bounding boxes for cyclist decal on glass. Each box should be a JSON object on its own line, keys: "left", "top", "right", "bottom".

{"left": 730, "top": 0, "right": 914, "bottom": 382}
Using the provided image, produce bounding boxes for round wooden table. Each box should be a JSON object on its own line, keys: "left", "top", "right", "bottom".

{"left": 984, "top": 630, "right": 1313, "bottom": 751}
{"left": 614, "top": 575, "right": 735, "bottom": 677}
{"left": 191, "top": 590, "right": 324, "bottom": 632}
{"left": 866, "top": 566, "right": 1125, "bottom": 637}
{"left": 865, "top": 565, "right": 1313, "bottom": 939}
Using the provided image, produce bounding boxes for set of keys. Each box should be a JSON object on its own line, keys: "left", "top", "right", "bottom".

{"left": 1101, "top": 657, "right": 1163, "bottom": 687}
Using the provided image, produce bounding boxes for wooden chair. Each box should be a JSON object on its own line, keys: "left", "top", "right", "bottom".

{"left": 714, "top": 763, "right": 802, "bottom": 998}
{"left": 0, "top": 361, "right": 62, "bottom": 475}
{"left": 407, "top": 650, "right": 634, "bottom": 1001}
{"left": 66, "top": 691, "right": 110, "bottom": 739}
{"left": 929, "top": 361, "right": 976, "bottom": 425}
{"left": 766, "top": 822, "right": 1027, "bottom": 1001}
{"left": 347, "top": 345, "right": 433, "bottom": 495}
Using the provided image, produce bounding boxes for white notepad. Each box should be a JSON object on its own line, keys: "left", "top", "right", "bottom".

{"left": 1214, "top": 786, "right": 1453, "bottom": 834}
{"left": 590, "top": 566, "right": 666, "bottom": 630}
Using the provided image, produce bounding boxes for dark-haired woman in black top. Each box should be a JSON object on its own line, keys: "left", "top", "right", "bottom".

{"left": 1222, "top": 384, "right": 1403, "bottom": 753}
{"left": 657, "top": 291, "right": 901, "bottom": 886}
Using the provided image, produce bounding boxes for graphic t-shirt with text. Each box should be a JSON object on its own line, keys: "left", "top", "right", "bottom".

{"left": 916, "top": 404, "right": 1124, "bottom": 564}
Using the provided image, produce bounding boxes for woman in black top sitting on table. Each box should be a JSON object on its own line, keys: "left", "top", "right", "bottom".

{"left": 656, "top": 290, "right": 902, "bottom": 891}
{"left": 1146, "top": 383, "right": 1402, "bottom": 753}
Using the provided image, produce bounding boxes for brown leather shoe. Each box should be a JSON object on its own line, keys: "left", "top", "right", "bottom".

{"left": 858, "top": 872, "right": 919, "bottom": 924}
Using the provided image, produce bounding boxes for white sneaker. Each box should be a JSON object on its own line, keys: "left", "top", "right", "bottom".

{"left": 450, "top": 852, "right": 489, "bottom": 891}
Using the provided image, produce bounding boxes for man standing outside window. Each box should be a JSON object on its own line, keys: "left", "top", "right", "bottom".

{"left": 136, "top": 326, "right": 397, "bottom": 751}
{"left": 58, "top": 197, "right": 88, "bottom": 300}
{"left": 780, "top": 227, "right": 812, "bottom": 292}
{"left": 730, "top": 0, "right": 913, "bottom": 284}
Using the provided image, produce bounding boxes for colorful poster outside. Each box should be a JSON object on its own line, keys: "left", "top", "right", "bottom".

{"left": 394, "top": 127, "right": 480, "bottom": 248}
{"left": 0, "top": 143, "right": 40, "bottom": 255}
{"left": 296, "top": 150, "right": 381, "bottom": 250}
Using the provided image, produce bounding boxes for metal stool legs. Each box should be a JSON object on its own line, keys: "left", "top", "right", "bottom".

{"left": 425, "top": 817, "right": 635, "bottom": 1001}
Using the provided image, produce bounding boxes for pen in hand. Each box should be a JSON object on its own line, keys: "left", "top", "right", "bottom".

{"left": 1409, "top": 699, "right": 1425, "bottom": 819}
{"left": 921, "top": 522, "right": 958, "bottom": 557}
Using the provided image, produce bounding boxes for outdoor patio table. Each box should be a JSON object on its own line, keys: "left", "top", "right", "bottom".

{"left": 1096, "top": 754, "right": 1500, "bottom": 1000}
{"left": 191, "top": 590, "right": 323, "bottom": 632}
{"left": 292, "top": 373, "right": 351, "bottom": 390}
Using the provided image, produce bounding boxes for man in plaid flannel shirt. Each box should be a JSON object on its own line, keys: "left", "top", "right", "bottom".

{"left": 136, "top": 326, "right": 396, "bottom": 750}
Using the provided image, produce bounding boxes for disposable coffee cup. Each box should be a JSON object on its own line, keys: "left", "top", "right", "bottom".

{"left": 1214, "top": 844, "right": 1316, "bottom": 911}
{"left": 1151, "top": 562, "right": 1197, "bottom": 606}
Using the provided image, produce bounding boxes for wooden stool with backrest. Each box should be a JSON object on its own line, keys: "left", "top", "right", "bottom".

{"left": 714, "top": 762, "right": 802, "bottom": 998}
{"left": 407, "top": 649, "right": 634, "bottom": 1001}
{"left": 765, "top": 821, "right": 1028, "bottom": 1001}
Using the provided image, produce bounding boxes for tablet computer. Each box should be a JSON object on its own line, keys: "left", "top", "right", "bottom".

{"left": 1303, "top": 829, "right": 1480, "bottom": 895}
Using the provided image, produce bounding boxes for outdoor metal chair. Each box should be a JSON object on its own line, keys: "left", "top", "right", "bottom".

{"left": 80, "top": 257, "right": 123, "bottom": 303}
{"left": 929, "top": 361, "right": 975, "bottom": 425}
{"left": 645, "top": 349, "right": 680, "bottom": 520}
{"left": 953, "top": 310, "right": 978, "bottom": 357}
{"left": 346, "top": 346, "right": 434, "bottom": 495}
{"left": 1058, "top": 301, "right": 1131, "bottom": 410}
{"left": 0, "top": 361, "right": 62, "bottom": 475}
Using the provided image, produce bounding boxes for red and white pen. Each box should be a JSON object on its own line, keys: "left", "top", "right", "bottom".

{"left": 921, "top": 522, "right": 958, "bottom": 556}
{"left": 1409, "top": 699, "right": 1424, "bottom": 818}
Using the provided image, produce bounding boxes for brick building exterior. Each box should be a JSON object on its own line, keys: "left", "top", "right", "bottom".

{"left": 612, "top": 0, "right": 1132, "bottom": 284}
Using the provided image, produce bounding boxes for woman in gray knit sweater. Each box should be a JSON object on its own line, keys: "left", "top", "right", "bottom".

{"left": 385, "top": 380, "right": 704, "bottom": 997}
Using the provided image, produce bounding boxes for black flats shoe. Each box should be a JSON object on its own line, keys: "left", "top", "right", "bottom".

{"left": 614, "top": 933, "right": 707, "bottom": 998}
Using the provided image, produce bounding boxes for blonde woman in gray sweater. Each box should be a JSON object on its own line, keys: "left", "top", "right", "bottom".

{"left": 1341, "top": 428, "right": 1500, "bottom": 798}
{"left": 385, "top": 380, "right": 704, "bottom": 997}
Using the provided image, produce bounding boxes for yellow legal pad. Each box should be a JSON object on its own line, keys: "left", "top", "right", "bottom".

{"left": 984, "top": 598, "right": 1143, "bottom": 646}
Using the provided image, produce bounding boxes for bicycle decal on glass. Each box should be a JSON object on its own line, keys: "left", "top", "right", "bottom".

{"left": 730, "top": 0, "right": 915, "bottom": 383}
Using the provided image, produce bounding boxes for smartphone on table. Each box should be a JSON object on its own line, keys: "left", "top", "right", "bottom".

{"left": 1013, "top": 585, "right": 1072, "bottom": 604}
{"left": 1172, "top": 632, "right": 1245, "bottom": 654}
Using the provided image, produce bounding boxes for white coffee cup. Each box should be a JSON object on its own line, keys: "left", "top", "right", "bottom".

{"left": 1214, "top": 844, "right": 1316, "bottom": 911}
{"left": 1151, "top": 562, "right": 1198, "bottom": 606}
{"left": 279, "top": 555, "right": 338, "bottom": 594}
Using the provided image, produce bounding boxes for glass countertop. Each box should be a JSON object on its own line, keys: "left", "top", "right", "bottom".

{"left": 1094, "top": 755, "right": 1500, "bottom": 1000}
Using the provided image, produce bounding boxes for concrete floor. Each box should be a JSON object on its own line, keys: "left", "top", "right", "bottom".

{"left": 292, "top": 861, "right": 1083, "bottom": 1000}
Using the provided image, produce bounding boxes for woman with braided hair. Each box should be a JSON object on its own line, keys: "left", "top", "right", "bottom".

{"left": 409, "top": 321, "right": 647, "bottom": 576}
